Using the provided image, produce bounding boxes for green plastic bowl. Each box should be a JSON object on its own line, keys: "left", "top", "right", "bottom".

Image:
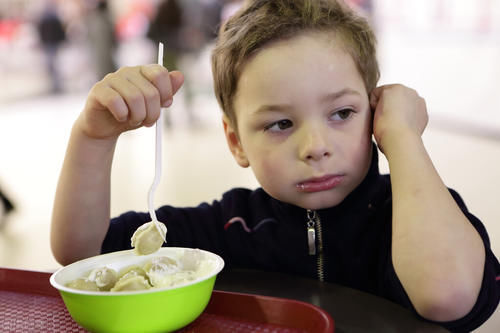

{"left": 50, "top": 247, "right": 224, "bottom": 333}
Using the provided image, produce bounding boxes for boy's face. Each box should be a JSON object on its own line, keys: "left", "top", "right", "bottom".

{"left": 224, "top": 31, "right": 373, "bottom": 210}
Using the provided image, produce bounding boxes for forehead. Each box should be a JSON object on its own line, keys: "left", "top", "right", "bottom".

{"left": 234, "top": 31, "right": 366, "bottom": 113}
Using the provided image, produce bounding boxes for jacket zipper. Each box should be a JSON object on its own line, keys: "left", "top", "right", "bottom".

{"left": 306, "top": 210, "right": 325, "bottom": 281}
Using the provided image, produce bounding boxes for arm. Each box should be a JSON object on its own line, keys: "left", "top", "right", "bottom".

{"left": 370, "top": 84, "right": 485, "bottom": 322}
{"left": 51, "top": 65, "right": 184, "bottom": 265}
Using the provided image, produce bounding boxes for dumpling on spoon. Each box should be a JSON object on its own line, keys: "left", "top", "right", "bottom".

{"left": 131, "top": 221, "right": 167, "bottom": 255}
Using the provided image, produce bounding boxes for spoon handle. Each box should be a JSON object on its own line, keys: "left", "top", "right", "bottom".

{"left": 147, "top": 42, "right": 166, "bottom": 240}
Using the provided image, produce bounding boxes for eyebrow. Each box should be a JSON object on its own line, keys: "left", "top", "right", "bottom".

{"left": 251, "top": 88, "right": 362, "bottom": 115}
{"left": 320, "top": 88, "right": 362, "bottom": 103}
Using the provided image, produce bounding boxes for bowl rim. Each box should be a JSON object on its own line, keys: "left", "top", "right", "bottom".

{"left": 49, "top": 247, "right": 225, "bottom": 296}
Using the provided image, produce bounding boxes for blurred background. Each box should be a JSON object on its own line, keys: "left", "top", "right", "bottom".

{"left": 0, "top": 0, "right": 498, "bottom": 330}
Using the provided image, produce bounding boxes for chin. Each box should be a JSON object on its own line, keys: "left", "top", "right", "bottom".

{"left": 295, "top": 193, "right": 346, "bottom": 211}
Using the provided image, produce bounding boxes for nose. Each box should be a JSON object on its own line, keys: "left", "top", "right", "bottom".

{"left": 298, "top": 125, "right": 331, "bottom": 162}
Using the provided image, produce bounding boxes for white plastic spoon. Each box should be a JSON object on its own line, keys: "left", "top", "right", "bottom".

{"left": 131, "top": 42, "right": 167, "bottom": 255}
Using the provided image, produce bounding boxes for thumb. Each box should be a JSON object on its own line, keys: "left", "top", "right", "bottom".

{"left": 169, "top": 71, "right": 184, "bottom": 95}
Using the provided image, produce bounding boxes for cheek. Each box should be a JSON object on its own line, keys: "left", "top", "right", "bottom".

{"left": 249, "top": 148, "right": 288, "bottom": 187}
{"left": 354, "top": 131, "right": 373, "bottom": 171}
{"left": 346, "top": 115, "right": 373, "bottom": 167}
{"left": 253, "top": 151, "right": 281, "bottom": 178}
{"left": 353, "top": 138, "right": 372, "bottom": 165}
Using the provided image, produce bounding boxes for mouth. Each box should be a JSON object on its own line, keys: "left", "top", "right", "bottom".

{"left": 296, "top": 174, "right": 344, "bottom": 193}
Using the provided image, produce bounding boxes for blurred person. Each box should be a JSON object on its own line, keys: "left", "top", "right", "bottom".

{"left": 86, "top": 0, "right": 117, "bottom": 80}
{"left": 147, "top": 0, "right": 208, "bottom": 127}
{"left": 0, "top": 186, "right": 14, "bottom": 229}
{"left": 221, "top": 0, "right": 244, "bottom": 22}
{"left": 147, "top": 0, "right": 185, "bottom": 127}
{"left": 198, "top": 0, "right": 224, "bottom": 41}
{"left": 115, "top": 0, "right": 153, "bottom": 42}
{"left": 0, "top": 13, "right": 22, "bottom": 43}
{"left": 346, "top": 0, "right": 373, "bottom": 15}
{"left": 147, "top": 0, "right": 183, "bottom": 71}
{"left": 37, "top": 1, "right": 66, "bottom": 93}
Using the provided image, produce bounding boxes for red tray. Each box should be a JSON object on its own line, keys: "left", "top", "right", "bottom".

{"left": 0, "top": 268, "right": 334, "bottom": 332}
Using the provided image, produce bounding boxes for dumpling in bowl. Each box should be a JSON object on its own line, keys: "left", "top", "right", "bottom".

{"left": 179, "top": 249, "right": 215, "bottom": 278}
{"left": 118, "top": 265, "right": 148, "bottom": 280}
{"left": 111, "top": 275, "right": 151, "bottom": 292}
{"left": 66, "top": 277, "right": 99, "bottom": 291}
{"left": 87, "top": 266, "right": 118, "bottom": 291}
{"left": 143, "top": 256, "right": 179, "bottom": 273}
{"left": 144, "top": 256, "right": 201, "bottom": 288}
{"left": 143, "top": 256, "right": 193, "bottom": 288}
{"left": 179, "top": 249, "right": 205, "bottom": 271}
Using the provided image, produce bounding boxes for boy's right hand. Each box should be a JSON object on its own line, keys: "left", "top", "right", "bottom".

{"left": 77, "top": 65, "right": 184, "bottom": 140}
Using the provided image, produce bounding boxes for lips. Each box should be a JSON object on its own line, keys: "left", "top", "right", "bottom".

{"left": 296, "top": 175, "right": 344, "bottom": 192}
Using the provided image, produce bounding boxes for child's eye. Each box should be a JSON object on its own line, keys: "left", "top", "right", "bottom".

{"left": 330, "top": 108, "right": 354, "bottom": 122}
{"left": 264, "top": 119, "right": 293, "bottom": 132}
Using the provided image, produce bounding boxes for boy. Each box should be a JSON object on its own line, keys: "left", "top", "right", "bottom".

{"left": 51, "top": 0, "right": 499, "bottom": 331}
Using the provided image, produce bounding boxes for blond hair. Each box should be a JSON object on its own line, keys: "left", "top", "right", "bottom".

{"left": 212, "top": 0, "right": 380, "bottom": 127}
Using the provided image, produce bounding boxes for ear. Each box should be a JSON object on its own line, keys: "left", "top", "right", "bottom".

{"left": 222, "top": 116, "right": 249, "bottom": 168}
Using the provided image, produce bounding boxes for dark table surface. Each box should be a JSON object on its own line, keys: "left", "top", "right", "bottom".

{"left": 214, "top": 268, "right": 449, "bottom": 333}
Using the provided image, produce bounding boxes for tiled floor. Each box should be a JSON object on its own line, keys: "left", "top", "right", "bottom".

{"left": 1, "top": 35, "right": 499, "bottom": 331}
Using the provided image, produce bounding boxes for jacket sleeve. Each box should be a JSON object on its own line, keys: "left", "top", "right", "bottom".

{"left": 434, "top": 189, "right": 500, "bottom": 332}
{"left": 383, "top": 188, "right": 500, "bottom": 332}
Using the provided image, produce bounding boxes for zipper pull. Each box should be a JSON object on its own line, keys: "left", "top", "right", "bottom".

{"left": 307, "top": 210, "right": 316, "bottom": 255}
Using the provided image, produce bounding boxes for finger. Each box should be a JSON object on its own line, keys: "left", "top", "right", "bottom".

{"left": 108, "top": 74, "right": 147, "bottom": 126}
{"left": 91, "top": 81, "right": 128, "bottom": 122}
{"left": 420, "top": 97, "right": 429, "bottom": 131}
{"left": 140, "top": 64, "right": 175, "bottom": 107}
{"left": 169, "top": 71, "right": 185, "bottom": 95}
{"left": 125, "top": 70, "right": 162, "bottom": 127}
{"left": 369, "top": 86, "right": 383, "bottom": 109}
{"left": 370, "top": 84, "right": 401, "bottom": 109}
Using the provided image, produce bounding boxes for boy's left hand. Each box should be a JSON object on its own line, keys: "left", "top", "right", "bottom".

{"left": 370, "top": 84, "right": 428, "bottom": 153}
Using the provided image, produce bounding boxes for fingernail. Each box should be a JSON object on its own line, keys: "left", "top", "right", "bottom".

{"left": 163, "top": 98, "right": 173, "bottom": 107}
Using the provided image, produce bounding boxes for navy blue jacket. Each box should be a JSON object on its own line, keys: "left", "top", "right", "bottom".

{"left": 102, "top": 148, "right": 499, "bottom": 332}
